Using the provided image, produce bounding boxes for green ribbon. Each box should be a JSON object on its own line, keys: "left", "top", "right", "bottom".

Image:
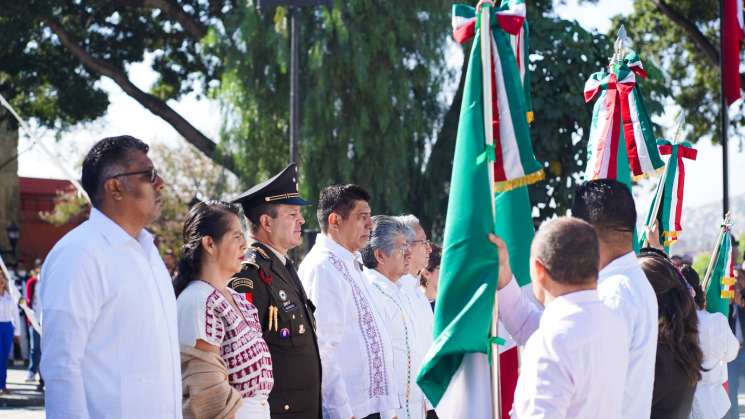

{"left": 486, "top": 334, "right": 507, "bottom": 365}
{"left": 476, "top": 143, "right": 497, "bottom": 165}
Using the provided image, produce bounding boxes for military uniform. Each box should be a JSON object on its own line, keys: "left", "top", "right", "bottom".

{"left": 229, "top": 164, "right": 322, "bottom": 419}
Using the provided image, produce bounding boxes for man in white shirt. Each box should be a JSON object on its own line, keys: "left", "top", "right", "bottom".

{"left": 40, "top": 136, "right": 181, "bottom": 419}
{"left": 299, "top": 185, "right": 399, "bottom": 419}
{"left": 393, "top": 215, "right": 436, "bottom": 418}
{"left": 570, "top": 179, "right": 658, "bottom": 419}
{"left": 495, "top": 217, "right": 629, "bottom": 419}
{"left": 363, "top": 216, "right": 426, "bottom": 419}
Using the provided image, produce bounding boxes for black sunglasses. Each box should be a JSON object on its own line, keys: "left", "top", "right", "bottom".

{"left": 109, "top": 167, "right": 159, "bottom": 183}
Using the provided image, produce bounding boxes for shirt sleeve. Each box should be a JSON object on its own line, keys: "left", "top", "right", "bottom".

{"left": 498, "top": 277, "right": 543, "bottom": 345}
{"left": 177, "top": 289, "right": 224, "bottom": 348}
{"left": 40, "top": 246, "right": 104, "bottom": 419}
{"left": 714, "top": 312, "right": 740, "bottom": 364}
{"left": 301, "top": 261, "right": 354, "bottom": 419}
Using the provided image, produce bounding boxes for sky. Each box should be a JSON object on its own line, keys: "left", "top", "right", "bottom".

{"left": 14, "top": 0, "right": 745, "bottom": 210}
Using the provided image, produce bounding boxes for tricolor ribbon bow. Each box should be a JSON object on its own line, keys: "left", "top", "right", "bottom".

{"left": 584, "top": 51, "right": 665, "bottom": 180}
{"left": 451, "top": 1, "right": 543, "bottom": 192}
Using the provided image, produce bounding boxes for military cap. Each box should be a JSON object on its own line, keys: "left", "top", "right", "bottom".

{"left": 231, "top": 163, "right": 311, "bottom": 212}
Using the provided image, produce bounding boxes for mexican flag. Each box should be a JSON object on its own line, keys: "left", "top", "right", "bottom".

{"left": 706, "top": 229, "right": 736, "bottom": 317}
{"left": 722, "top": 0, "right": 743, "bottom": 105}
{"left": 417, "top": 3, "right": 542, "bottom": 417}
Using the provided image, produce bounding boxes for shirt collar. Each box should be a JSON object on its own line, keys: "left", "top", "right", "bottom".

{"left": 544, "top": 289, "right": 599, "bottom": 313}
{"left": 316, "top": 234, "right": 361, "bottom": 263}
{"left": 599, "top": 251, "right": 638, "bottom": 279}
{"left": 364, "top": 268, "right": 400, "bottom": 292}
{"left": 89, "top": 208, "right": 154, "bottom": 248}
{"left": 254, "top": 240, "right": 286, "bottom": 265}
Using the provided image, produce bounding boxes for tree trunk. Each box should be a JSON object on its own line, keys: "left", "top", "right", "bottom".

{"left": 0, "top": 108, "right": 20, "bottom": 263}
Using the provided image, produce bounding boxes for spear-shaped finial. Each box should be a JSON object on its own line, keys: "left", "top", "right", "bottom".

{"left": 611, "top": 24, "right": 630, "bottom": 65}
{"left": 672, "top": 111, "right": 686, "bottom": 144}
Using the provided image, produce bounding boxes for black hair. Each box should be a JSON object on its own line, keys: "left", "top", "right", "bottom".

{"left": 571, "top": 179, "right": 636, "bottom": 235}
{"left": 679, "top": 264, "right": 705, "bottom": 310}
{"left": 246, "top": 202, "right": 279, "bottom": 233}
{"left": 421, "top": 244, "right": 442, "bottom": 287}
{"left": 532, "top": 217, "right": 599, "bottom": 285}
{"left": 638, "top": 252, "right": 704, "bottom": 386}
{"left": 173, "top": 200, "right": 241, "bottom": 297}
{"left": 81, "top": 135, "right": 149, "bottom": 208}
{"left": 316, "top": 184, "right": 371, "bottom": 233}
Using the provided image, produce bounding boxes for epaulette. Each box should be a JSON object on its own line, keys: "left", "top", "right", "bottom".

{"left": 250, "top": 243, "right": 271, "bottom": 260}
{"left": 240, "top": 248, "right": 261, "bottom": 270}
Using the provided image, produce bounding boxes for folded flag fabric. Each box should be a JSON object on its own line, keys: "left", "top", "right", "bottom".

{"left": 706, "top": 229, "right": 736, "bottom": 317}
{"left": 639, "top": 140, "right": 697, "bottom": 250}
{"left": 584, "top": 51, "right": 664, "bottom": 181}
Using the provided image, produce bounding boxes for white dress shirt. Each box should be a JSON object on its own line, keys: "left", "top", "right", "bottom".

{"left": 299, "top": 234, "right": 399, "bottom": 419}
{"left": 498, "top": 251, "right": 656, "bottom": 419}
{"left": 366, "top": 269, "right": 427, "bottom": 419}
{"left": 0, "top": 291, "right": 20, "bottom": 336}
{"left": 500, "top": 283, "right": 629, "bottom": 419}
{"left": 596, "top": 252, "right": 658, "bottom": 419}
{"left": 40, "top": 208, "right": 181, "bottom": 419}
{"left": 398, "top": 274, "right": 434, "bottom": 409}
{"left": 690, "top": 310, "right": 739, "bottom": 419}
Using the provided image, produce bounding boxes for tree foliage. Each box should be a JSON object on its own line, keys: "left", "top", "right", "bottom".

{"left": 607, "top": 0, "right": 744, "bottom": 144}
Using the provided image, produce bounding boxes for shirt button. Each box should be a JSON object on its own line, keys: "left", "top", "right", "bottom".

{"left": 284, "top": 404, "right": 290, "bottom": 411}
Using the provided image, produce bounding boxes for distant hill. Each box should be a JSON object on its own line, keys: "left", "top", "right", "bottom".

{"left": 667, "top": 193, "right": 745, "bottom": 256}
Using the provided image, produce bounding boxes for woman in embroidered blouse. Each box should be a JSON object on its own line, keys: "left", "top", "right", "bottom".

{"left": 174, "top": 201, "right": 273, "bottom": 419}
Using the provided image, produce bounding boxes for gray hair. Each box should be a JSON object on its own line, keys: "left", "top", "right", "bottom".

{"left": 394, "top": 215, "right": 418, "bottom": 243}
{"left": 361, "top": 215, "right": 413, "bottom": 269}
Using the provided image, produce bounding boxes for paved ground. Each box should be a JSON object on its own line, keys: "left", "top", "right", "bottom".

{"left": 3, "top": 363, "right": 745, "bottom": 418}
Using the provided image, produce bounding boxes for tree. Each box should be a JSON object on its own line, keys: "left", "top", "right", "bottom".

{"left": 40, "top": 141, "right": 240, "bottom": 257}
{"left": 610, "top": 0, "right": 744, "bottom": 144}
{"left": 0, "top": 0, "right": 236, "bottom": 170}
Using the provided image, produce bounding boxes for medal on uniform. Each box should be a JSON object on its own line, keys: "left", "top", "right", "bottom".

{"left": 278, "top": 289, "right": 288, "bottom": 301}
{"left": 298, "top": 324, "right": 306, "bottom": 335}
{"left": 279, "top": 327, "right": 290, "bottom": 339}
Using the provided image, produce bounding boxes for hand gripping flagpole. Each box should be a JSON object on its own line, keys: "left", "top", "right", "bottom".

{"left": 477, "top": 1, "right": 502, "bottom": 418}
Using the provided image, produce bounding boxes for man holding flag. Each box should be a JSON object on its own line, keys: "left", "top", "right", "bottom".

{"left": 494, "top": 217, "right": 629, "bottom": 418}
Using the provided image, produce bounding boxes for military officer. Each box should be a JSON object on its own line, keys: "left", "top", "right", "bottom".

{"left": 229, "top": 163, "right": 321, "bottom": 419}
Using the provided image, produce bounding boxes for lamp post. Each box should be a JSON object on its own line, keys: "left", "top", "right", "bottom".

{"left": 257, "top": 0, "right": 331, "bottom": 165}
{"left": 4, "top": 221, "right": 19, "bottom": 267}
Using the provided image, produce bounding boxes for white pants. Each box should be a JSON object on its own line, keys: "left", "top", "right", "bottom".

{"left": 237, "top": 395, "right": 270, "bottom": 419}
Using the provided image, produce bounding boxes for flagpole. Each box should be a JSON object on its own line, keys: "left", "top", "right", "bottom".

{"left": 720, "top": 0, "right": 730, "bottom": 217}
{"left": 702, "top": 213, "right": 732, "bottom": 292}
{"left": 478, "top": 2, "right": 502, "bottom": 418}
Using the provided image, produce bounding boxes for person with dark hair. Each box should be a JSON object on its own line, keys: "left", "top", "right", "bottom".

{"left": 638, "top": 251, "right": 705, "bottom": 419}
{"left": 299, "top": 185, "right": 399, "bottom": 419}
{"left": 38, "top": 136, "right": 181, "bottom": 419}
{"left": 570, "top": 179, "right": 658, "bottom": 419}
{"left": 679, "top": 265, "right": 738, "bottom": 419}
{"left": 494, "top": 217, "right": 629, "bottom": 418}
{"left": 363, "top": 216, "right": 428, "bottom": 419}
{"left": 175, "top": 201, "right": 273, "bottom": 419}
{"left": 227, "top": 163, "right": 322, "bottom": 419}
{"left": 420, "top": 244, "right": 441, "bottom": 310}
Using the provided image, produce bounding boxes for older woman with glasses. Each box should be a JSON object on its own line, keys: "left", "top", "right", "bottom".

{"left": 363, "top": 215, "right": 428, "bottom": 419}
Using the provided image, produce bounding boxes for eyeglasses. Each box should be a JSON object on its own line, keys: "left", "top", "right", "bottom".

{"left": 109, "top": 167, "right": 159, "bottom": 184}
{"left": 410, "top": 239, "right": 431, "bottom": 248}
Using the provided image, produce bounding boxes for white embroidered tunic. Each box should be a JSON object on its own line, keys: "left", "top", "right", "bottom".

{"left": 177, "top": 281, "right": 273, "bottom": 399}
{"left": 366, "top": 269, "right": 426, "bottom": 419}
{"left": 299, "top": 234, "right": 398, "bottom": 419}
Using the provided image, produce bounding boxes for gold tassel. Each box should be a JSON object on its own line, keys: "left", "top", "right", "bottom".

{"left": 493, "top": 169, "right": 545, "bottom": 193}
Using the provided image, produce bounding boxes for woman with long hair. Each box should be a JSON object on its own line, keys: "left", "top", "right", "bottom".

{"left": 175, "top": 201, "right": 273, "bottom": 419}
{"left": 419, "top": 244, "right": 441, "bottom": 310}
{"left": 0, "top": 269, "right": 19, "bottom": 394}
{"left": 639, "top": 250, "right": 705, "bottom": 419}
{"left": 679, "top": 265, "right": 739, "bottom": 419}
